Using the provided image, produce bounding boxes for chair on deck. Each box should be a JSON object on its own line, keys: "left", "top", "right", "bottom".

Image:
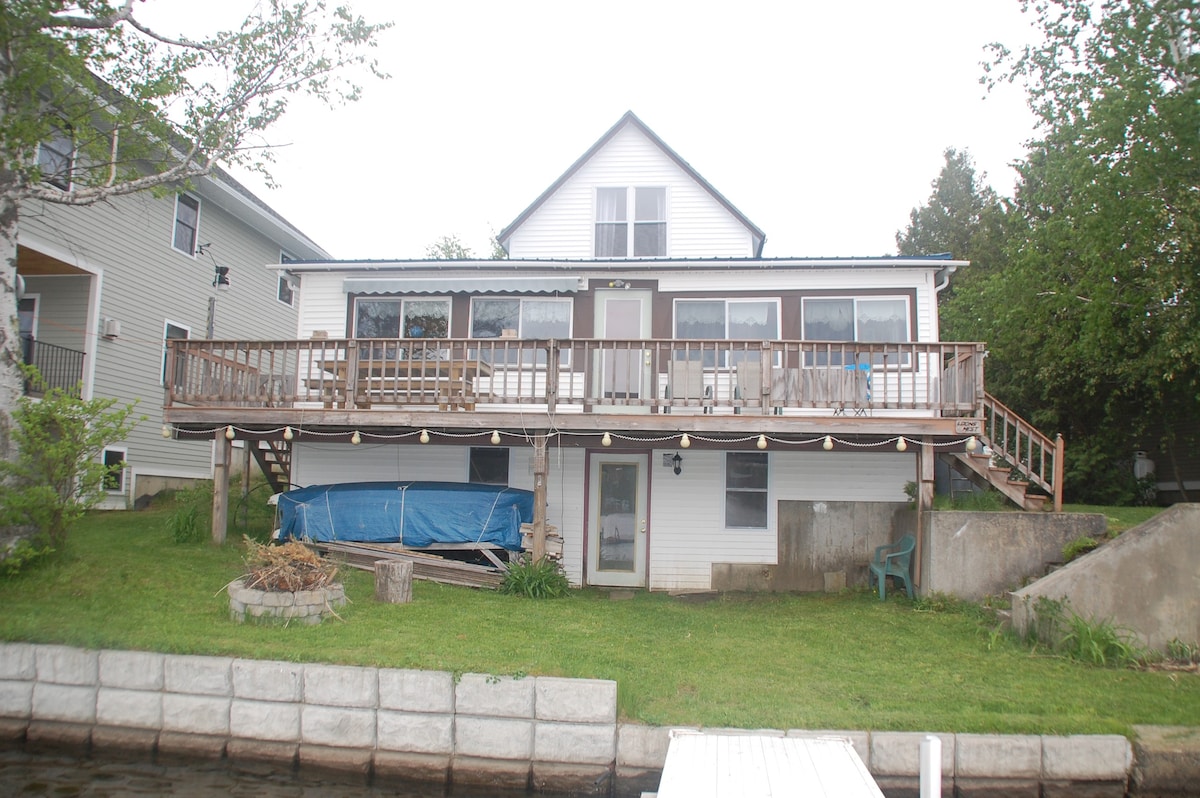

{"left": 734, "top": 361, "right": 789, "bottom": 415}
{"left": 664, "top": 360, "right": 711, "bottom": 413}
{"left": 868, "top": 534, "right": 915, "bottom": 600}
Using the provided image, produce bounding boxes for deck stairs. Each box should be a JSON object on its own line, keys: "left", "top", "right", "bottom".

{"left": 943, "top": 392, "right": 1064, "bottom": 512}
{"left": 250, "top": 440, "right": 292, "bottom": 494}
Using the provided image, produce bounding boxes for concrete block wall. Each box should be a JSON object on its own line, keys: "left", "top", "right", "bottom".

{"left": 0, "top": 643, "right": 1137, "bottom": 796}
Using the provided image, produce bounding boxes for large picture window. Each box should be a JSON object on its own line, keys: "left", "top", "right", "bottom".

{"left": 725, "top": 452, "right": 768, "bottom": 529}
{"left": 354, "top": 298, "right": 450, "bottom": 339}
{"left": 674, "top": 299, "right": 780, "bottom": 365}
{"left": 595, "top": 187, "right": 665, "bottom": 257}
{"left": 470, "top": 297, "right": 571, "bottom": 364}
{"left": 802, "top": 296, "right": 910, "bottom": 365}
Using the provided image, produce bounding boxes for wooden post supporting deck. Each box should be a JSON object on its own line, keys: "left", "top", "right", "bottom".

{"left": 531, "top": 435, "right": 548, "bottom": 562}
{"left": 913, "top": 436, "right": 936, "bottom": 589}
{"left": 212, "top": 434, "right": 232, "bottom": 545}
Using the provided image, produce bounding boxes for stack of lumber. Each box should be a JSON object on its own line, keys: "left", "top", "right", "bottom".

{"left": 309, "top": 541, "right": 504, "bottom": 589}
{"left": 520, "top": 523, "right": 563, "bottom": 560}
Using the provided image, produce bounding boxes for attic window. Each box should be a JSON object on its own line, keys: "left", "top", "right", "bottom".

{"left": 595, "top": 187, "right": 665, "bottom": 258}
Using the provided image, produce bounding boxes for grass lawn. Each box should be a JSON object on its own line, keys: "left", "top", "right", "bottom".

{"left": 1, "top": 502, "right": 1195, "bottom": 737}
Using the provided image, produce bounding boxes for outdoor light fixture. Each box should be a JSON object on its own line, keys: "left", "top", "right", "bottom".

{"left": 966, "top": 436, "right": 978, "bottom": 451}
{"left": 213, "top": 265, "right": 231, "bottom": 291}
{"left": 822, "top": 435, "right": 834, "bottom": 451}
{"left": 896, "top": 437, "right": 907, "bottom": 452}
{"left": 351, "top": 431, "right": 362, "bottom": 445}
{"left": 419, "top": 429, "right": 430, "bottom": 444}
{"left": 283, "top": 426, "right": 294, "bottom": 442}
{"left": 601, "top": 431, "right": 612, "bottom": 447}
{"left": 161, "top": 425, "right": 172, "bottom": 439}
{"left": 491, "top": 430, "right": 502, "bottom": 445}
{"left": 680, "top": 433, "right": 691, "bottom": 448}
{"left": 757, "top": 434, "right": 768, "bottom": 450}
{"left": 672, "top": 452, "right": 683, "bottom": 475}
{"left": 225, "top": 425, "right": 235, "bottom": 441}
{"left": 608, "top": 279, "right": 629, "bottom": 289}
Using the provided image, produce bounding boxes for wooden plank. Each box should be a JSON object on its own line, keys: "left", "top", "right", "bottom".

{"left": 311, "top": 540, "right": 504, "bottom": 589}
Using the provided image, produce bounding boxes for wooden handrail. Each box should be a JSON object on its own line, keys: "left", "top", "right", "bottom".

{"left": 981, "top": 392, "right": 1064, "bottom": 511}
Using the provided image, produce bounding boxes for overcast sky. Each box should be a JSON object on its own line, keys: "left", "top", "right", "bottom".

{"left": 140, "top": 1, "right": 1043, "bottom": 261}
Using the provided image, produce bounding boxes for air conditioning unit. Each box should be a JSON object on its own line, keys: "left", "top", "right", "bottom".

{"left": 102, "top": 318, "right": 121, "bottom": 339}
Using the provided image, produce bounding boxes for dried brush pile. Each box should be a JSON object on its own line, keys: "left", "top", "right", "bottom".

{"left": 242, "top": 537, "right": 339, "bottom": 592}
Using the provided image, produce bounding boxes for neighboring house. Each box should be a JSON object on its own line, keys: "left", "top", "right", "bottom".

{"left": 19, "top": 148, "right": 327, "bottom": 508}
{"left": 164, "top": 111, "right": 1061, "bottom": 592}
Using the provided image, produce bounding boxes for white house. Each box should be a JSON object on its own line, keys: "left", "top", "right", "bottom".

{"left": 164, "top": 112, "right": 1061, "bottom": 591}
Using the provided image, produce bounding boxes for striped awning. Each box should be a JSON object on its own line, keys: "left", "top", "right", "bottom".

{"left": 343, "top": 276, "right": 582, "bottom": 295}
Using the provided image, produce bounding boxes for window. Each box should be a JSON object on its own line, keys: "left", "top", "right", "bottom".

{"left": 470, "top": 297, "right": 572, "bottom": 364}
{"left": 103, "top": 448, "right": 127, "bottom": 493}
{"left": 278, "top": 252, "right": 297, "bottom": 307}
{"left": 673, "top": 298, "right": 780, "bottom": 365}
{"left": 595, "top": 187, "right": 666, "bottom": 257}
{"left": 162, "top": 322, "right": 189, "bottom": 387}
{"left": 173, "top": 194, "right": 201, "bottom": 255}
{"left": 38, "top": 127, "right": 74, "bottom": 190}
{"left": 354, "top": 298, "right": 450, "bottom": 338}
{"left": 802, "top": 297, "right": 910, "bottom": 365}
{"left": 725, "top": 452, "right": 768, "bottom": 529}
{"left": 469, "top": 448, "right": 509, "bottom": 485}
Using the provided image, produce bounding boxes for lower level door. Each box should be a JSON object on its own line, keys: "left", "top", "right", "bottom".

{"left": 586, "top": 452, "right": 649, "bottom": 587}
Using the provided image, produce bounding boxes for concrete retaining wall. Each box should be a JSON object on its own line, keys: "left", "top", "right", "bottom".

{"left": 920, "top": 510, "right": 1106, "bottom": 601}
{"left": 0, "top": 642, "right": 1161, "bottom": 796}
{"left": 1011, "top": 504, "right": 1200, "bottom": 651}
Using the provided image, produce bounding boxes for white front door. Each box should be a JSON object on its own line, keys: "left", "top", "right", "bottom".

{"left": 587, "top": 452, "right": 649, "bottom": 587}
{"left": 594, "top": 289, "right": 652, "bottom": 406}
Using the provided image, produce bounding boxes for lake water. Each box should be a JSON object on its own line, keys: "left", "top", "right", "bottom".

{"left": 0, "top": 748, "right": 533, "bottom": 797}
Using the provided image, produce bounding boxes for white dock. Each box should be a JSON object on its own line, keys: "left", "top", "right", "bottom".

{"left": 650, "top": 730, "right": 885, "bottom": 798}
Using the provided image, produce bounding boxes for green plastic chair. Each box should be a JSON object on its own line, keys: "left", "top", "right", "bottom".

{"left": 868, "top": 534, "right": 915, "bottom": 600}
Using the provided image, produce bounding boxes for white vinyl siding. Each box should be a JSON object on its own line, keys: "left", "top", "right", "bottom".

{"left": 507, "top": 125, "right": 754, "bottom": 259}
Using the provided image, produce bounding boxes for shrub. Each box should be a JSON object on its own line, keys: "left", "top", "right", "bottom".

{"left": 166, "top": 485, "right": 211, "bottom": 545}
{"left": 500, "top": 555, "right": 570, "bottom": 598}
{"left": 0, "top": 536, "right": 54, "bottom": 577}
{"left": 1062, "top": 536, "right": 1099, "bottom": 562}
{"left": 1027, "top": 596, "right": 1146, "bottom": 668}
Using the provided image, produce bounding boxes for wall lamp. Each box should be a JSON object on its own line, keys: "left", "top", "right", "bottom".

{"left": 672, "top": 452, "right": 683, "bottom": 475}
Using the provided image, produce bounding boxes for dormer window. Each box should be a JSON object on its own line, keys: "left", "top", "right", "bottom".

{"left": 595, "top": 187, "right": 666, "bottom": 257}
{"left": 38, "top": 127, "right": 74, "bottom": 190}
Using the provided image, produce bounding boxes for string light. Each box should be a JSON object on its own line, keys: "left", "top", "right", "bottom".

{"left": 966, "top": 436, "right": 978, "bottom": 451}
{"left": 896, "top": 437, "right": 907, "bottom": 452}
{"left": 822, "top": 435, "right": 833, "bottom": 451}
{"left": 350, "top": 431, "right": 361, "bottom": 445}
{"left": 419, "top": 429, "right": 430, "bottom": 444}
{"left": 756, "top": 434, "right": 768, "bottom": 450}
{"left": 225, "top": 425, "right": 235, "bottom": 441}
{"left": 161, "top": 425, "right": 172, "bottom": 439}
{"left": 680, "top": 433, "right": 691, "bottom": 449}
{"left": 283, "top": 426, "right": 294, "bottom": 442}
{"left": 491, "top": 430, "right": 501, "bottom": 445}
{"left": 601, "top": 431, "right": 612, "bottom": 447}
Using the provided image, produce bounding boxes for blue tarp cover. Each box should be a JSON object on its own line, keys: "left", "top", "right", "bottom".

{"left": 276, "top": 481, "right": 534, "bottom": 550}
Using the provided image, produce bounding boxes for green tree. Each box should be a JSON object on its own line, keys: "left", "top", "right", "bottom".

{"left": 981, "top": 0, "right": 1199, "bottom": 502}
{"left": 896, "top": 148, "right": 1011, "bottom": 343}
{"left": 0, "top": 1, "right": 388, "bottom": 452}
{"left": 0, "top": 374, "right": 141, "bottom": 549}
{"left": 425, "top": 234, "right": 474, "bottom": 259}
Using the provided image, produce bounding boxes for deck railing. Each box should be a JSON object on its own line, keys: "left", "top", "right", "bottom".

{"left": 21, "top": 336, "right": 85, "bottom": 397}
{"left": 981, "top": 392, "right": 1064, "bottom": 510}
{"left": 165, "top": 338, "right": 986, "bottom": 416}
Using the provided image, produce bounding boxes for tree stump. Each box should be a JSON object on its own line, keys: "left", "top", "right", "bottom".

{"left": 374, "top": 559, "right": 413, "bottom": 604}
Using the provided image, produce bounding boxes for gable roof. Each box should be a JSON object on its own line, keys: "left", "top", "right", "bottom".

{"left": 497, "top": 111, "right": 767, "bottom": 257}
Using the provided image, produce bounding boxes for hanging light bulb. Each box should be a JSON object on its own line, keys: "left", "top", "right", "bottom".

{"left": 161, "top": 425, "right": 172, "bottom": 439}
{"left": 680, "top": 433, "right": 691, "bottom": 449}
{"left": 896, "top": 437, "right": 907, "bottom": 452}
{"left": 966, "top": 436, "right": 978, "bottom": 452}
{"left": 822, "top": 435, "right": 833, "bottom": 451}
{"left": 225, "top": 425, "right": 236, "bottom": 441}
{"left": 351, "top": 431, "right": 362, "bottom": 445}
{"left": 491, "top": 430, "right": 501, "bottom": 445}
{"left": 283, "top": 426, "right": 294, "bottom": 442}
{"left": 601, "top": 431, "right": 612, "bottom": 447}
{"left": 757, "top": 434, "right": 768, "bottom": 450}
{"left": 419, "top": 429, "right": 430, "bottom": 444}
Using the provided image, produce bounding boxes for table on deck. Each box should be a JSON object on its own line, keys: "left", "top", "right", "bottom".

{"left": 653, "top": 730, "right": 884, "bottom": 798}
{"left": 305, "top": 358, "right": 491, "bottom": 409}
